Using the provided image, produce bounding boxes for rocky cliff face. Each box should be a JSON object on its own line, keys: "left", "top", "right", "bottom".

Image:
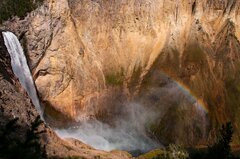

{"left": 1, "top": 0, "right": 240, "bottom": 146}
{"left": 0, "top": 31, "right": 132, "bottom": 159}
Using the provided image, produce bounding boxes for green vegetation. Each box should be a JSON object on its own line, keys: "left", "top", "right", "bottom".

{"left": 189, "top": 122, "right": 240, "bottom": 159}
{"left": 152, "top": 145, "right": 189, "bottom": 159}
{"left": 0, "top": 116, "right": 46, "bottom": 159}
{"left": 0, "top": 0, "right": 43, "bottom": 23}
{"left": 207, "top": 122, "right": 236, "bottom": 159}
{"left": 139, "top": 122, "right": 239, "bottom": 159}
{"left": 138, "top": 149, "right": 165, "bottom": 159}
{"left": 105, "top": 68, "right": 124, "bottom": 86}
{"left": 138, "top": 145, "right": 189, "bottom": 159}
{"left": 128, "top": 66, "right": 142, "bottom": 92}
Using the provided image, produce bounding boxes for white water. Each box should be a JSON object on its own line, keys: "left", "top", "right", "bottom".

{"left": 56, "top": 103, "right": 161, "bottom": 154}
{"left": 56, "top": 72, "right": 208, "bottom": 154}
{"left": 2, "top": 31, "right": 43, "bottom": 119}
{"left": 1, "top": 32, "right": 208, "bottom": 155}
{"left": 1, "top": 31, "right": 160, "bottom": 154}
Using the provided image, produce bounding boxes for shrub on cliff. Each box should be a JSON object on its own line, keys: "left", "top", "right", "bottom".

{"left": 0, "top": 0, "right": 43, "bottom": 23}
{"left": 139, "top": 145, "right": 189, "bottom": 159}
{"left": 153, "top": 145, "right": 189, "bottom": 159}
{"left": 105, "top": 68, "right": 124, "bottom": 86}
{"left": 0, "top": 116, "right": 46, "bottom": 159}
{"left": 207, "top": 122, "right": 238, "bottom": 159}
{"left": 189, "top": 122, "right": 240, "bottom": 159}
{"left": 148, "top": 122, "right": 239, "bottom": 159}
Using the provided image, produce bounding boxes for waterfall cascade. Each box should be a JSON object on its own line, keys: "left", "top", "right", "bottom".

{"left": 2, "top": 31, "right": 43, "bottom": 119}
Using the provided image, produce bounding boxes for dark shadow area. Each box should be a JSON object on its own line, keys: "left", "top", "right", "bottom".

{"left": 0, "top": 0, "right": 43, "bottom": 23}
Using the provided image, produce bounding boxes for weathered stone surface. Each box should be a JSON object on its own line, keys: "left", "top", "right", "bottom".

{"left": 1, "top": 0, "right": 240, "bottom": 146}
{"left": 0, "top": 32, "right": 132, "bottom": 159}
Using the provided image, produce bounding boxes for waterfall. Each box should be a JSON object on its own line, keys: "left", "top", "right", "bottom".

{"left": 2, "top": 31, "right": 43, "bottom": 119}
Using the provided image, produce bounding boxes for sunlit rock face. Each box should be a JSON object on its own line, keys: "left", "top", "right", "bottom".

{"left": 2, "top": 0, "right": 240, "bottom": 146}
{"left": 0, "top": 31, "right": 132, "bottom": 159}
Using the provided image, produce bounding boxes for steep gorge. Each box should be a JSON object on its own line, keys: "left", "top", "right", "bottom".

{"left": 0, "top": 31, "right": 132, "bottom": 159}
{"left": 1, "top": 0, "right": 240, "bottom": 149}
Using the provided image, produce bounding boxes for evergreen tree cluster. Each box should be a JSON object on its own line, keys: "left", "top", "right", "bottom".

{"left": 207, "top": 122, "right": 238, "bottom": 159}
{"left": 0, "top": 0, "right": 43, "bottom": 23}
{"left": 189, "top": 122, "right": 239, "bottom": 159}
{"left": 0, "top": 116, "right": 46, "bottom": 159}
{"left": 152, "top": 122, "right": 240, "bottom": 159}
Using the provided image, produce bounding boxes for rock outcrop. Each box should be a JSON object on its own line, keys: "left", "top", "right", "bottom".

{"left": 1, "top": 0, "right": 240, "bottom": 146}
{"left": 0, "top": 31, "right": 131, "bottom": 159}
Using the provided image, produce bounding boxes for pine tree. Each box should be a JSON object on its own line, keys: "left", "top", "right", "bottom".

{"left": 207, "top": 122, "right": 234, "bottom": 159}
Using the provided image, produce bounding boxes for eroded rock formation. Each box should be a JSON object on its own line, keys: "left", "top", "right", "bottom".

{"left": 1, "top": 0, "right": 240, "bottom": 146}
{"left": 0, "top": 31, "right": 131, "bottom": 159}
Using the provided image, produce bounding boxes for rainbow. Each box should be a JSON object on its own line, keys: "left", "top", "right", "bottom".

{"left": 175, "top": 81, "right": 209, "bottom": 113}
{"left": 160, "top": 71, "right": 209, "bottom": 113}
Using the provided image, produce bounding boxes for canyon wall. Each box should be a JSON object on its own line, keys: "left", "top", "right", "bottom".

{"left": 1, "top": 0, "right": 240, "bottom": 146}
{"left": 0, "top": 30, "right": 132, "bottom": 159}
